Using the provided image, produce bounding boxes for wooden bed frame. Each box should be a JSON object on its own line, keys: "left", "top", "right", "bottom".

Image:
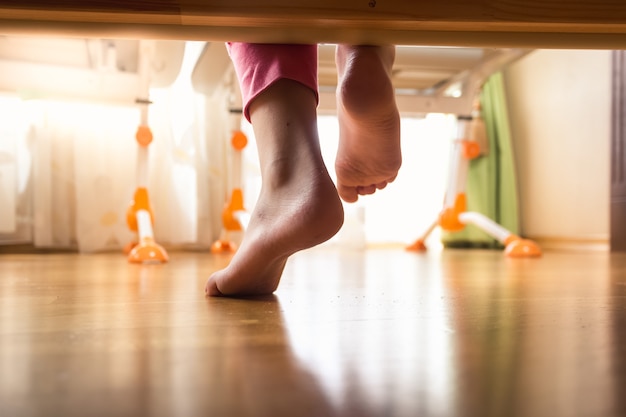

{"left": 1, "top": 1, "right": 626, "bottom": 49}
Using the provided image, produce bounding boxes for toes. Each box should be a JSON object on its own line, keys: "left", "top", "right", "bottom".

{"left": 339, "top": 181, "right": 391, "bottom": 202}
{"left": 205, "top": 276, "right": 224, "bottom": 297}
{"left": 357, "top": 185, "right": 377, "bottom": 196}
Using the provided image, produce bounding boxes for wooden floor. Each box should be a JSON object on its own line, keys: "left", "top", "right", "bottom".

{"left": 1, "top": 247, "right": 626, "bottom": 417}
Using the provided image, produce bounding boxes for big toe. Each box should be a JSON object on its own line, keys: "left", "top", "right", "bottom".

{"left": 205, "top": 275, "right": 224, "bottom": 297}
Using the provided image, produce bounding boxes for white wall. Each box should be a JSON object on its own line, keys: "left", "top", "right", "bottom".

{"left": 504, "top": 50, "right": 611, "bottom": 243}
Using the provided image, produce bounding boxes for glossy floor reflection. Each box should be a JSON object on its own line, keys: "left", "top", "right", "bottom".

{"left": 1, "top": 248, "right": 625, "bottom": 417}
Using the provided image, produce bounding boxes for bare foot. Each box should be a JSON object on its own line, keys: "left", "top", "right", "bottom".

{"left": 206, "top": 80, "right": 344, "bottom": 297}
{"left": 335, "top": 45, "right": 401, "bottom": 203}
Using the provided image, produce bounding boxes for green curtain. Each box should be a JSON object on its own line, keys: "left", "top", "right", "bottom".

{"left": 442, "top": 72, "right": 519, "bottom": 249}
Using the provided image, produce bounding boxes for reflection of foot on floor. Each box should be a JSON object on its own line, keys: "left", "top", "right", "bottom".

{"left": 204, "top": 297, "right": 338, "bottom": 415}
{"left": 206, "top": 80, "right": 344, "bottom": 297}
{"left": 335, "top": 45, "right": 402, "bottom": 203}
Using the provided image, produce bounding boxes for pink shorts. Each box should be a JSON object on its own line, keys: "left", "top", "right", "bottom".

{"left": 226, "top": 43, "right": 319, "bottom": 122}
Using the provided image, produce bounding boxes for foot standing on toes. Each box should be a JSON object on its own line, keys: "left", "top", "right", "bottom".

{"left": 205, "top": 78, "right": 344, "bottom": 297}
{"left": 335, "top": 45, "right": 402, "bottom": 203}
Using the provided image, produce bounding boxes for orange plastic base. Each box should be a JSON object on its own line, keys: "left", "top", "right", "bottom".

{"left": 439, "top": 193, "right": 467, "bottom": 232}
{"left": 406, "top": 239, "right": 427, "bottom": 252}
{"left": 127, "top": 237, "right": 169, "bottom": 264}
{"left": 211, "top": 240, "right": 237, "bottom": 254}
{"left": 504, "top": 237, "right": 542, "bottom": 258}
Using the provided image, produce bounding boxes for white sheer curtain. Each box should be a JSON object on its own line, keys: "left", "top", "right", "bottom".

{"left": 0, "top": 43, "right": 231, "bottom": 252}
{"left": 0, "top": 96, "right": 33, "bottom": 244}
{"left": 31, "top": 100, "right": 138, "bottom": 251}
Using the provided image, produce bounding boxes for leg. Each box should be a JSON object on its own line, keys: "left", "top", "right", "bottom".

{"left": 206, "top": 45, "right": 343, "bottom": 297}
{"left": 335, "top": 45, "right": 402, "bottom": 203}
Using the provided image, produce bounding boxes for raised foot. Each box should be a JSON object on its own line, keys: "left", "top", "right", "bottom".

{"left": 335, "top": 44, "right": 401, "bottom": 203}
